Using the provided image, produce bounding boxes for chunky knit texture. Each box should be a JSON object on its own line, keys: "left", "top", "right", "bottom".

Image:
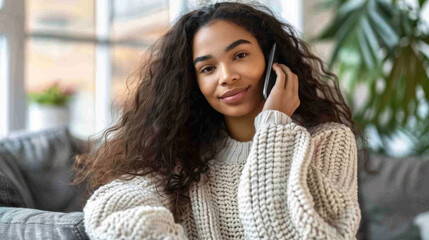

{"left": 84, "top": 110, "right": 361, "bottom": 239}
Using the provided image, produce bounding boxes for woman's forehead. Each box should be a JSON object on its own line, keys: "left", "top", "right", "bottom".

{"left": 192, "top": 20, "right": 257, "bottom": 56}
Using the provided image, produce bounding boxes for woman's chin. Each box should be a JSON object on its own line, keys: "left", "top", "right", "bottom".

{"left": 219, "top": 105, "right": 261, "bottom": 119}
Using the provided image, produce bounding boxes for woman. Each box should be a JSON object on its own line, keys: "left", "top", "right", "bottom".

{"left": 76, "top": 2, "right": 363, "bottom": 239}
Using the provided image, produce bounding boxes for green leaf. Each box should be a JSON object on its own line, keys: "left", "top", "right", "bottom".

{"left": 367, "top": 0, "right": 399, "bottom": 48}
{"left": 382, "top": 49, "right": 405, "bottom": 116}
{"left": 316, "top": 11, "right": 351, "bottom": 41}
{"left": 361, "top": 16, "right": 380, "bottom": 63}
{"left": 314, "top": 0, "right": 345, "bottom": 11}
{"left": 27, "top": 85, "right": 71, "bottom": 106}
{"left": 337, "top": 0, "right": 366, "bottom": 15}
{"left": 358, "top": 27, "right": 374, "bottom": 68}
{"left": 421, "top": 35, "right": 429, "bottom": 44}
{"left": 376, "top": 0, "right": 397, "bottom": 19}
{"left": 401, "top": 13, "right": 414, "bottom": 36}
{"left": 328, "top": 13, "right": 362, "bottom": 69}
{"left": 418, "top": 54, "right": 429, "bottom": 99}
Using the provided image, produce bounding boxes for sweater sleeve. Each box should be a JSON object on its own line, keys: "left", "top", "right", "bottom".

{"left": 238, "top": 110, "right": 361, "bottom": 240}
{"left": 83, "top": 174, "right": 187, "bottom": 240}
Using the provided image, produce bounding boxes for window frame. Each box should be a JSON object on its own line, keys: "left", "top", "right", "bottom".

{"left": 24, "top": 0, "right": 166, "bottom": 137}
{"left": 0, "top": 35, "right": 9, "bottom": 138}
{"left": 0, "top": 0, "right": 26, "bottom": 138}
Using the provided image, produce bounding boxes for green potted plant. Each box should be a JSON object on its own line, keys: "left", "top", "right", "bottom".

{"left": 27, "top": 80, "right": 75, "bottom": 131}
{"left": 314, "top": 0, "right": 429, "bottom": 157}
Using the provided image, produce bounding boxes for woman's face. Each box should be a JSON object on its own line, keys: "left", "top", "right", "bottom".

{"left": 192, "top": 20, "right": 266, "bottom": 118}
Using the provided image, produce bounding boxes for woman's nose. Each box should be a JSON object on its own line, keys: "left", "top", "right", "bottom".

{"left": 219, "top": 64, "right": 240, "bottom": 85}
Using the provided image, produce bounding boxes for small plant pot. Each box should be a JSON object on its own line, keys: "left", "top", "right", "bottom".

{"left": 28, "top": 103, "right": 70, "bottom": 131}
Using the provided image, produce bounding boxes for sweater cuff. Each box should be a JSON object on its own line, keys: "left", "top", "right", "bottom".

{"left": 254, "top": 110, "right": 292, "bottom": 130}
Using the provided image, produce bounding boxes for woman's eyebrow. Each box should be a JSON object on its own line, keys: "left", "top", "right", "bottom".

{"left": 225, "top": 39, "right": 251, "bottom": 52}
{"left": 193, "top": 39, "right": 251, "bottom": 66}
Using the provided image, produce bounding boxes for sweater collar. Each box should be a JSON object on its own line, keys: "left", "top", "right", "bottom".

{"left": 214, "top": 135, "right": 253, "bottom": 165}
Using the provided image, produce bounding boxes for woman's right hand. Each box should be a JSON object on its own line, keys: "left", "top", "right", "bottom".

{"left": 262, "top": 63, "right": 300, "bottom": 117}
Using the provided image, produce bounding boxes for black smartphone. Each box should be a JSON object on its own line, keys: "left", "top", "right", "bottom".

{"left": 263, "top": 43, "right": 279, "bottom": 100}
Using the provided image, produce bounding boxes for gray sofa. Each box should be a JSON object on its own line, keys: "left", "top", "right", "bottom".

{"left": 358, "top": 154, "right": 429, "bottom": 240}
{"left": 0, "top": 127, "right": 89, "bottom": 240}
{"left": 0, "top": 127, "right": 428, "bottom": 240}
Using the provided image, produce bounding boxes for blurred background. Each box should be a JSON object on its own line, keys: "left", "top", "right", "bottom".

{"left": 0, "top": 0, "right": 428, "bottom": 157}
{"left": 0, "top": 0, "right": 429, "bottom": 238}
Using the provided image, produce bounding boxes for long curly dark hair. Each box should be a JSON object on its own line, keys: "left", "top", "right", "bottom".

{"left": 73, "top": 1, "right": 368, "bottom": 217}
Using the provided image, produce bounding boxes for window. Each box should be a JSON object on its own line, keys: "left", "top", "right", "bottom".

{"left": 111, "top": 46, "right": 147, "bottom": 113}
{"left": 25, "top": 0, "right": 169, "bottom": 138}
{"left": 26, "top": 0, "right": 95, "bottom": 37}
{"left": 0, "top": 35, "right": 8, "bottom": 138}
{"left": 111, "top": 0, "right": 169, "bottom": 43}
{"left": 109, "top": 0, "right": 169, "bottom": 126}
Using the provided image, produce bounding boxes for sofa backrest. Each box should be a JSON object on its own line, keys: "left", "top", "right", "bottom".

{"left": 359, "top": 153, "right": 429, "bottom": 240}
{"left": 0, "top": 144, "right": 35, "bottom": 208}
{"left": 0, "top": 127, "right": 89, "bottom": 212}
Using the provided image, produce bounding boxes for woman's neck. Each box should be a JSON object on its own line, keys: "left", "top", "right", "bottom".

{"left": 224, "top": 102, "right": 264, "bottom": 142}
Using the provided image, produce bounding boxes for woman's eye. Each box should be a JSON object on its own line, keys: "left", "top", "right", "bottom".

{"left": 201, "top": 66, "right": 215, "bottom": 73}
{"left": 235, "top": 52, "right": 248, "bottom": 59}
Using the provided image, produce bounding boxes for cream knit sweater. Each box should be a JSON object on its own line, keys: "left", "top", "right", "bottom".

{"left": 84, "top": 110, "right": 361, "bottom": 239}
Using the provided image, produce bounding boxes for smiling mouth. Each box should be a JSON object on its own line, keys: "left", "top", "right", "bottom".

{"left": 219, "top": 86, "right": 250, "bottom": 103}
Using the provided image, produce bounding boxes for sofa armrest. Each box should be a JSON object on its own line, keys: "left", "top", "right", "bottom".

{"left": 0, "top": 207, "right": 88, "bottom": 240}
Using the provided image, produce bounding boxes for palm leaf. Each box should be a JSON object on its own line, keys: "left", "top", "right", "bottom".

{"left": 327, "top": 13, "right": 361, "bottom": 69}
{"left": 358, "top": 27, "right": 375, "bottom": 68}
{"left": 337, "top": 0, "right": 366, "bottom": 15}
{"left": 367, "top": 0, "right": 399, "bottom": 48}
{"left": 361, "top": 15, "right": 381, "bottom": 66}
{"left": 316, "top": 13, "right": 350, "bottom": 41}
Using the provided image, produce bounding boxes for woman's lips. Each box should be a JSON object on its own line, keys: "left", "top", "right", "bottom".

{"left": 219, "top": 88, "right": 248, "bottom": 103}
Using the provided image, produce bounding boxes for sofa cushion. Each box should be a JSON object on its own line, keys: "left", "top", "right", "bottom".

{"left": 0, "top": 127, "right": 88, "bottom": 212}
{"left": 359, "top": 154, "right": 429, "bottom": 240}
{"left": 0, "top": 145, "right": 35, "bottom": 208}
{"left": 0, "top": 207, "right": 88, "bottom": 240}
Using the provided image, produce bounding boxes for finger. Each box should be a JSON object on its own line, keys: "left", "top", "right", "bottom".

{"left": 278, "top": 64, "right": 298, "bottom": 94}
{"left": 278, "top": 64, "right": 292, "bottom": 89}
{"left": 272, "top": 63, "right": 286, "bottom": 91}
